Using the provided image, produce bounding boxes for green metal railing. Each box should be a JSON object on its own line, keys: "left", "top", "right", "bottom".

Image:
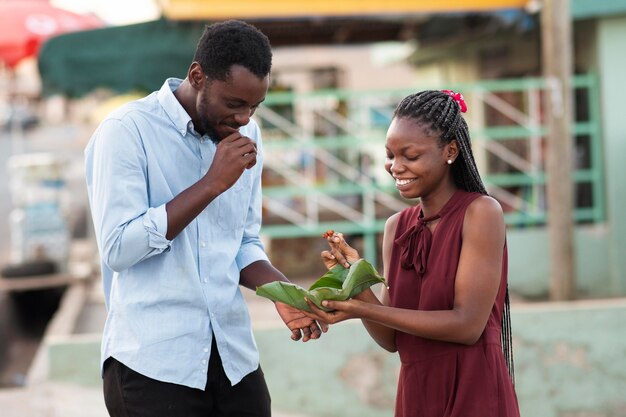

{"left": 257, "top": 74, "right": 604, "bottom": 265}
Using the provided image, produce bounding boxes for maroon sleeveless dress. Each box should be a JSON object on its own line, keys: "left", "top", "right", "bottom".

{"left": 388, "top": 190, "right": 520, "bottom": 417}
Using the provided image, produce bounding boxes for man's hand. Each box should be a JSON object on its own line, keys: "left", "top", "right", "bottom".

{"left": 274, "top": 301, "right": 328, "bottom": 342}
{"left": 205, "top": 131, "right": 258, "bottom": 193}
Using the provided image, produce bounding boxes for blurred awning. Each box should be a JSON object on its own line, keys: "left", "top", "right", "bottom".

{"left": 37, "top": 16, "right": 428, "bottom": 97}
{"left": 38, "top": 19, "right": 206, "bottom": 97}
{"left": 159, "top": 0, "right": 530, "bottom": 20}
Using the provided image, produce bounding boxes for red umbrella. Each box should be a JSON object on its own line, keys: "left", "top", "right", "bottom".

{"left": 0, "top": 1, "right": 104, "bottom": 68}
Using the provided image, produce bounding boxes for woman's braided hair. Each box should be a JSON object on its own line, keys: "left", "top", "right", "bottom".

{"left": 393, "top": 90, "right": 487, "bottom": 195}
{"left": 393, "top": 90, "right": 515, "bottom": 383}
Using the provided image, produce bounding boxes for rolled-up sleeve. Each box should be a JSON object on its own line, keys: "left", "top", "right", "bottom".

{"left": 144, "top": 205, "right": 170, "bottom": 250}
{"left": 85, "top": 118, "right": 172, "bottom": 273}
{"left": 237, "top": 233, "right": 268, "bottom": 271}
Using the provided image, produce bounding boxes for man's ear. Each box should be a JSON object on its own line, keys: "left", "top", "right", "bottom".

{"left": 188, "top": 62, "right": 206, "bottom": 90}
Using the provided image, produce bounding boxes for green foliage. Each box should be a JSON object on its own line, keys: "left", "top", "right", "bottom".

{"left": 256, "top": 259, "right": 385, "bottom": 312}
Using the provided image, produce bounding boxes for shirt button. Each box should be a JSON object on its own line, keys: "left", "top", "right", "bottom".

{"left": 204, "top": 347, "right": 209, "bottom": 353}
{"left": 203, "top": 278, "right": 208, "bottom": 283}
{"left": 202, "top": 359, "right": 207, "bottom": 365}
{"left": 200, "top": 241, "right": 206, "bottom": 248}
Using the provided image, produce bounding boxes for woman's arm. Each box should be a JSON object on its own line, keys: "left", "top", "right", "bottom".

{"left": 356, "top": 214, "right": 400, "bottom": 352}
{"left": 308, "top": 196, "right": 505, "bottom": 346}
{"left": 309, "top": 215, "right": 400, "bottom": 352}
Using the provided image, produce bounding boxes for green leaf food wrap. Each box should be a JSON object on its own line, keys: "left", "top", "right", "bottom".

{"left": 255, "top": 259, "right": 385, "bottom": 312}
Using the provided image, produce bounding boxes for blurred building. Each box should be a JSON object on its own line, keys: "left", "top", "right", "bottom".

{"left": 20, "top": 0, "right": 626, "bottom": 297}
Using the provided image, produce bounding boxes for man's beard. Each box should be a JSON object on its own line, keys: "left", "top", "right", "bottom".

{"left": 197, "top": 97, "right": 222, "bottom": 144}
{"left": 198, "top": 117, "right": 221, "bottom": 144}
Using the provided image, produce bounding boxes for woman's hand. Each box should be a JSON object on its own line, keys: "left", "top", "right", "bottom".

{"left": 302, "top": 297, "right": 364, "bottom": 325}
{"left": 321, "top": 231, "right": 361, "bottom": 269}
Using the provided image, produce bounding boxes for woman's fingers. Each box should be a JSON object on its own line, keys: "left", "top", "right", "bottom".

{"left": 329, "top": 232, "right": 361, "bottom": 265}
{"left": 304, "top": 298, "right": 343, "bottom": 325}
{"left": 331, "top": 251, "right": 350, "bottom": 268}
{"left": 321, "top": 250, "right": 339, "bottom": 270}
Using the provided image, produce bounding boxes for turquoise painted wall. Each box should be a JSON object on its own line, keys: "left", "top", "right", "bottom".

{"left": 597, "top": 16, "right": 626, "bottom": 296}
{"left": 508, "top": 225, "right": 611, "bottom": 299}
{"left": 512, "top": 300, "right": 626, "bottom": 417}
{"left": 572, "top": 0, "right": 626, "bottom": 19}
{"left": 47, "top": 300, "right": 626, "bottom": 417}
{"left": 255, "top": 302, "right": 626, "bottom": 417}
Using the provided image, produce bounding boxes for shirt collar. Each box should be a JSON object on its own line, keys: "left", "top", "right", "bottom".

{"left": 157, "top": 78, "right": 196, "bottom": 137}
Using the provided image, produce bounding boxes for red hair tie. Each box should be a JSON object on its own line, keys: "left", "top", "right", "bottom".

{"left": 442, "top": 89, "right": 467, "bottom": 113}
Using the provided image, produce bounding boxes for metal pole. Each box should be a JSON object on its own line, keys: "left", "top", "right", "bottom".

{"left": 541, "top": 0, "right": 577, "bottom": 300}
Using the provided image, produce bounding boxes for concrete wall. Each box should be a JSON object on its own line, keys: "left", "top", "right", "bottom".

{"left": 41, "top": 291, "right": 626, "bottom": 417}
{"left": 257, "top": 299, "right": 626, "bottom": 417}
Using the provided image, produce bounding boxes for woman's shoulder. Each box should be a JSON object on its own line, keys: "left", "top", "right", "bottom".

{"left": 464, "top": 194, "right": 505, "bottom": 230}
{"left": 385, "top": 211, "right": 402, "bottom": 230}
{"left": 467, "top": 194, "right": 503, "bottom": 216}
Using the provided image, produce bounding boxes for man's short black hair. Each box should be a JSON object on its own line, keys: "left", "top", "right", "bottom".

{"left": 194, "top": 20, "right": 272, "bottom": 81}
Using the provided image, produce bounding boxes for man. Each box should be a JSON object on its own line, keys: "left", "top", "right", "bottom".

{"left": 85, "top": 20, "right": 325, "bottom": 416}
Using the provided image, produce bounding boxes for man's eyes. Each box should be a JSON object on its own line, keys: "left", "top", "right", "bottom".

{"left": 226, "top": 102, "right": 260, "bottom": 110}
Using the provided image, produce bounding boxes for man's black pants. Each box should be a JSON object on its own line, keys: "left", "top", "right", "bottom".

{"left": 103, "top": 341, "right": 271, "bottom": 417}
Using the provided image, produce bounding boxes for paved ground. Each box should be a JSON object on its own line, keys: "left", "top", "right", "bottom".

{"left": 0, "top": 277, "right": 317, "bottom": 417}
{"left": 0, "top": 381, "right": 109, "bottom": 417}
{"left": 0, "top": 381, "right": 310, "bottom": 417}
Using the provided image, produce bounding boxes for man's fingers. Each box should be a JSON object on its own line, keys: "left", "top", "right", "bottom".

{"left": 291, "top": 329, "right": 301, "bottom": 341}
{"left": 301, "top": 326, "right": 311, "bottom": 342}
{"left": 220, "top": 133, "right": 256, "bottom": 152}
{"left": 243, "top": 151, "right": 257, "bottom": 169}
{"left": 309, "top": 322, "right": 323, "bottom": 339}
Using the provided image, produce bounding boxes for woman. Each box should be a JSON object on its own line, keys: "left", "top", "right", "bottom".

{"left": 304, "top": 90, "right": 520, "bottom": 417}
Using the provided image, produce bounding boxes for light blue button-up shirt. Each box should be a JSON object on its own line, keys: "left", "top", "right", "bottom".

{"left": 85, "top": 78, "right": 269, "bottom": 389}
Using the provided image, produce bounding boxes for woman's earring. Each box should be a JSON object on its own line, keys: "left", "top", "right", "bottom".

{"left": 447, "top": 159, "right": 453, "bottom": 165}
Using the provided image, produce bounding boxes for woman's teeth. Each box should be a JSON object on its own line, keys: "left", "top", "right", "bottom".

{"left": 395, "top": 178, "right": 416, "bottom": 186}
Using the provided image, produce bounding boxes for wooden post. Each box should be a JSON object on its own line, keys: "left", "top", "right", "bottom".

{"left": 541, "top": 0, "right": 577, "bottom": 300}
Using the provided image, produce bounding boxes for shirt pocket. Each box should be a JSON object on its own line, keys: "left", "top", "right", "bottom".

{"left": 217, "top": 174, "right": 251, "bottom": 231}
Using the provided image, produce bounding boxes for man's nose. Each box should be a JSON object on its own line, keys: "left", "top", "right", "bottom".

{"left": 234, "top": 110, "right": 251, "bottom": 126}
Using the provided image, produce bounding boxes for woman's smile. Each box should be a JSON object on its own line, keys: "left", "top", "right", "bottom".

{"left": 394, "top": 177, "right": 417, "bottom": 188}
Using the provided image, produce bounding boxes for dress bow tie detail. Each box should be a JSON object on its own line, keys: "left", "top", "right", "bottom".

{"left": 395, "top": 212, "right": 441, "bottom": 277}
